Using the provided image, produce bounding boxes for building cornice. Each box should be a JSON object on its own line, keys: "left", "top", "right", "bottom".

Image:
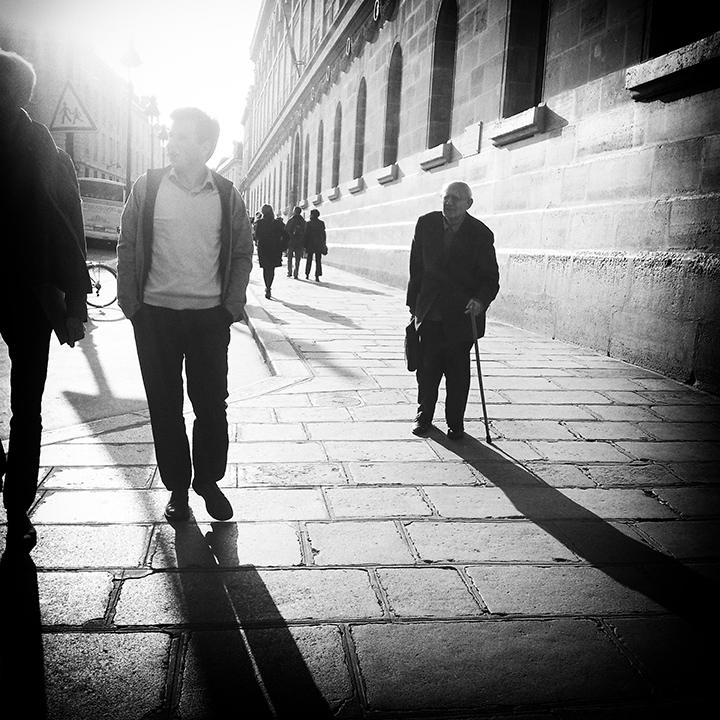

{"left": 245, "top": 0, "right": 398, "bottom": 183}
{"left": 250, "top": 0, "right": 276, "bottom": 61}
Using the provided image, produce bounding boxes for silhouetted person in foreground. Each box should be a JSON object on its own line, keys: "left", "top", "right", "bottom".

{"left": 0, "top": 50, "right": 90, "bottom": 552}
{"left": 303, "top": 208, "right": 327, "bottom": 281}
{"left": 255, "top": 203, "right": 288, "bottom": 298}
{"left": 117, "top": 107, "right": 253, "bottom": 523}
{"left": 407, "top": 181, "right": 499, "bottom": 440}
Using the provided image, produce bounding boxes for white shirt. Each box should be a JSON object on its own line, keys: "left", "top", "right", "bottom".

{"left": 143, "top": 167, "right": 222, "bottom": 310}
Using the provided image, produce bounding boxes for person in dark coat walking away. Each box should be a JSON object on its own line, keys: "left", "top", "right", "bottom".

{"left": 303, "top": 208, "right": 327, "bottom": 281}
{"left": 285, "top": 206, "right": 306, "bottom": 279}
{"left": 255, "top": 204, "right": 288, "bottom": 298}
{"left": 406, "top": 181, "right": 499, "bottom": 440}
{"left": 0, "top": 50, "right": 91, "bottom": 551}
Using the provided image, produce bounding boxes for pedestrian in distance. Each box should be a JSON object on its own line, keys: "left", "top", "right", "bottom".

{"left": 251, "top": 211, "right": 262, "bottom": 243}
{"left": 303, "top": 208, "right": 327, "bottom": 281}
{"left": 285, "top": 205, "right": 306, "bottom": 279}
{"left": 406, "top": 181, "right": 499, "bottom": 440}
{"left": 0, "top": 50, "right": 91, "bottom": 552}
{"left": 255, "top": 203, "right": 288, "bottom": 298}
{"left": 117, "top": 106, "right": 254, "bottom": 523}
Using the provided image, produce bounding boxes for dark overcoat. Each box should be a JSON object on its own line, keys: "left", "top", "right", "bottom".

{"left": 255, "top": 217, "right": 287, "bottom": 268}
{"left": 406, "top": 211, "right": 499, "bottom": 342}
{"left": 303, "top": 217, "right": 326, "bottom": 254}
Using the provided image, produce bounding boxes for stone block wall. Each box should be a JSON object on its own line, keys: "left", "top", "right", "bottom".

{"left": 244, "top": 0, "right": 720, "bottom": 394}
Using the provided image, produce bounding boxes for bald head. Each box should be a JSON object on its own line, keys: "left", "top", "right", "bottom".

{"left": 441, "top": 181, "right": 473, "bottom": 224}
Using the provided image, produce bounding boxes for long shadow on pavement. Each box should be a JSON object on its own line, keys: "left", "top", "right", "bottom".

{"left": 304, "top": 280, "right": 387, "bottom": 296}
{"left": 0, "top": 550, "right": 48, "bottom": 718}
{"left": 166, "top": 519, "right": 333, "bottom": 718}
{"left": 61, "top": 317, "right": 149, "bottom": 424}
{"left": 435, "top": 431, "right": 720, "bottom": 632}
{"left": 278, "top": 301, "right": 361, "bottom": 329}
{"left": 30, "top": 305, "right": 333, "bottom": 717}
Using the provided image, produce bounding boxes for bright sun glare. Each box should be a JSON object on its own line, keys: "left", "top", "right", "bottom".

{"left": 8, "top": 0, "right": 262, "bottom": 164}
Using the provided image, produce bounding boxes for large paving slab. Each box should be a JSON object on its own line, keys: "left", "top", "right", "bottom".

{"left": 43, "top": 633, "right": 170, "bottom": 719}
{"left": 350, "top": 619, "right": 651, "bottom": 713}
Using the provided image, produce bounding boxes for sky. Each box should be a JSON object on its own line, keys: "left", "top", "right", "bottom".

{"left": 5, "top": 0, "right": 264, "bottom": 164}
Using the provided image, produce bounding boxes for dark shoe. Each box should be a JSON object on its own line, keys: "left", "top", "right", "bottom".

{"left": 193, "top": 483, "right": 233, "bottom": 521}
{"left": 265, "top": 288, "right": 271, "bottom": 299}
{"left": 5, "top": 512, "right": 37, "bottom": 552}
{"left": 305, "top": 274, "right": 309, "bottom": 279}
{"left": 164, "top": 492, "right": 191, "bottom": 521}
{"left": 447, "top": 427, "right": 465, "bottom": 441}
{"left": 315, "top": 277, "right": 320, "bottom": 282}
{"left": 412, "top": 420, "right": 431, "bottom": 436}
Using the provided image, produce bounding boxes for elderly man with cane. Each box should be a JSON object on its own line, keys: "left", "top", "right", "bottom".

{"left": 406, "top": 181, "right": 499, "bottom": 440}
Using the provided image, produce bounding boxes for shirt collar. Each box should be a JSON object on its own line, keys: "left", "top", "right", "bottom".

{"left": 443, "top": 213, "right": 465, "bottom": 234}
{"left": 168, "top": 166, "right": 216, "bottom": 194}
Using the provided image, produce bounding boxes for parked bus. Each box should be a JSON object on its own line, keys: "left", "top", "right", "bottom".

{"left": 78, "top": 177, "right": 125, "bottom": 244}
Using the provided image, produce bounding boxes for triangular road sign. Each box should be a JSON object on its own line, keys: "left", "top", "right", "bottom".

{"left": 50, "top": 82, "right": 97, "bottom": 132}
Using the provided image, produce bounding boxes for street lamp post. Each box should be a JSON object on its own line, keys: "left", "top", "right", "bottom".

{"left": 157, "top": 124, "right": 169, "bottom": 167}
{"left": 120, "top": 40, "right": 142, "bottom": 197}
{"left": 145, "top": 95, "right": 160, "bottom": 168}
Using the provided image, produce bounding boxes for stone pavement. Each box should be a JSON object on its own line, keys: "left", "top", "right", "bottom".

{"left": 1, "top": 261, "right": 719, "bottom": 719}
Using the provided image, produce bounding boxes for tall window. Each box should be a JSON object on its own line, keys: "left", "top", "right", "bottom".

{"left": 502, "top": 0, "right": 549, "bottom": 118}
{"left": 332, "top": 102, "right": 342, "bottom": 188}
{"left": 646, "top": 0, "right": 718, "bottom": 57}
{"left": 353, "top": 78, "right": 367, "bottom": 179}
{"left": 291, "top": 132, "right": 302, "bottom": 206}
{"left": 303, "top": 134, "right": 310, "bottom": 200}
{"left": 428, "top": 0, "right": 458, "bottom": 148}
{"left": 315, "top": 121, "right": 324, "bottom": 194}
{"left": 283, "top": 151, "right": 295, "bottom": 207}
{"left": 383, "top": 44, "right": 402, "bottom": 167}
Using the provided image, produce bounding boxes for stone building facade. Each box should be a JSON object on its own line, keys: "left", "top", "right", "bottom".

{"left": 242, "top": 0, "right": 720, "bottom": 393}
{"left": 216, "top": 141, "right": 246, "bottom": 190}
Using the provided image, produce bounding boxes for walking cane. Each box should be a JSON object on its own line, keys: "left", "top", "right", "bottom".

{"left": 471, "top": 314, "right": 492, "bottom": 444}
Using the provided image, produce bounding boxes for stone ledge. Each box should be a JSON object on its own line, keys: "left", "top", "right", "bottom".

{"left": 377, "top": 163, "right": 398, "bottom": 185}
{"left": 625, "top": 31, "right": 720, "bottom": 102}
{"left": 348, "top": 176, "right": 364, "bottom": 194}
{"left": 489, "top": 104, "right": 547, "bottom": 147}
{"left": 419, "top": 142, "right": 452, "bottom": 170}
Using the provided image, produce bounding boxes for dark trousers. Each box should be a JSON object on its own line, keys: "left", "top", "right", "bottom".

{"left": 287, "top": 244, "right": 302, "bottom": 277}
{"left": 415, "top": 320, "right": 473, "bottom": 430}
{"left": 305, "top": 251, "right": 322, "bottom": 279}
{"left": 262, "top": 266, "right": 276, "bottom": 290}
{"left": 0, "top": 295, "right": 52, "bottom": 515}
{"left": 131, "top": 304, "right": 230, "bottom": 493}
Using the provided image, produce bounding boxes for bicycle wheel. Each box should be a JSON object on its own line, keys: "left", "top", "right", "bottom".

{"left": 86, "top": 262, "right": 118, "bottom": 308}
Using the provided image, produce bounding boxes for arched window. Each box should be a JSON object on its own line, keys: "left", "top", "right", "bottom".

{"left": 315, "top": 121, "right": 324, "bottom": 194}
{"left": 383, "top": 44, "right": 402, "bottom": 167}
{"left": 332, "top": 102, "right": 342, "bottom": 188}
{"left": 285, "top": 153, "right": 291, "bottom": 209}
{"left": 303, "top": 134, "right": 310, "bottom": 201}
{"left": 428, "top": 0, "right": 457, "bottom": 148}
{"left": 291, "top": 132, "right": 302, "bottom": 206}
{"left": 353, "top": 78, "right": 367, "bottom": 179}
{"left": 502, "top": 0, "right": 549, "bottom": 117}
